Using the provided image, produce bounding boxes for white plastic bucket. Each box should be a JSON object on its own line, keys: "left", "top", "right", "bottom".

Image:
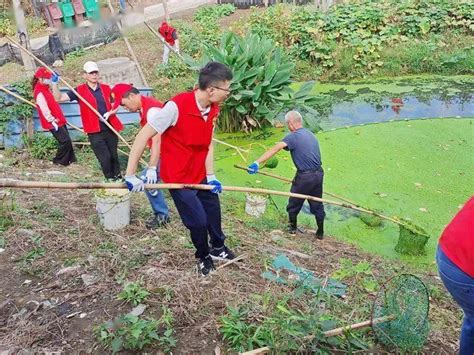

{"left": 95, "top": 189, "right": 131, "bottom": 230}
{"left": 245, "top": 193, "right": 267, "bottom": 217}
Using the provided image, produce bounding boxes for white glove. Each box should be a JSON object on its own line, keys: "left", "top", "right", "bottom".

{"left": 51, "top": 121, "right": 59, "bottom": 131}
{"left": 100, "top": 112, "right": 112, "bottom": 122}
{"left": 145, "top": 167, "right": 158, "bottom": 184}
{"left": 125, "top": 175, "right": 144, "bottom": 192}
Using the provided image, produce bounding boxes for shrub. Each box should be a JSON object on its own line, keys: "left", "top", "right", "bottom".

{"left": 185, "top": 32, "right": 320, "bottom": 132}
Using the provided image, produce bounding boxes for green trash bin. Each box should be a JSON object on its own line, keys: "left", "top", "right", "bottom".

{"left": 82, "top": 0, "right": 100, "bottom": 20}
{"left": 59, "top": 0, "right": 75, "bottom": 27}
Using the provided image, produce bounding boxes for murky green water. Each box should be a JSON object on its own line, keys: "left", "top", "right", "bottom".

{"left": 215, "top": 76, "right": 474, "bottom": 271}
{"left": 290, "top": 75, "right": 474, "bottom": 131}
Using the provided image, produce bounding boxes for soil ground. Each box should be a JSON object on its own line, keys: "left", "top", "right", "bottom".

{"left": 0, "top": 146, "right": 463, "bottom": 353}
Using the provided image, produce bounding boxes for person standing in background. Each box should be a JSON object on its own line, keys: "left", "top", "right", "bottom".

{"left": 158, "top": 21, "right": 180, "bottom": 65}
{"left": 32, "top": 67, "right": 76, "bottom": 166}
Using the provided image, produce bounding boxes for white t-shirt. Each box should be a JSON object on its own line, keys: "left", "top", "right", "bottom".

{"left": 147, "top": 93, "right": 211, "bottom": 134}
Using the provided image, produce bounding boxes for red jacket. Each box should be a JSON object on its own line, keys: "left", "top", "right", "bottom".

{"left": 160, "top": 91, "right": 219, "bottom": 183}
{"left": 33, "top": 83, "right": 67, "bottom": 131}
{"left": 439, "top": 196, "right": 474, "bottom": 278}
{"left": 140, "top": 95, "right": 163, "bottom": 149}
{"left": 76, "top": 83, "right": 123, "bottom": 134}
{"left": 158, "top": 22, "right": 176, "bottom": 46}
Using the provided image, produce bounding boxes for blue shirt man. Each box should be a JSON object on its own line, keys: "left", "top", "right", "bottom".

{"left": 247, "top": 110, "right": 326, "bottom": 239}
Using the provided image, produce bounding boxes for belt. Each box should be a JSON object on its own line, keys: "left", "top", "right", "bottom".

{"left": 297, "top": 167, "right": 322, "bottom": 174}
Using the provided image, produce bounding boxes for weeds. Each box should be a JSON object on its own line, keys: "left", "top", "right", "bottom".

{"left": 118, "top": 280, "right": 150, "bottom": 306}
{"left": 19, "top": 236, "right": 45, "bottom": 264}
{"left": 96, "top": 312, "right": 176, "bottom": 353}
{"left": 28, "top": 135, "right": 58, "bottom": 160}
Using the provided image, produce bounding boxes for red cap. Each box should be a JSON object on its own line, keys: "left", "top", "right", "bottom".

{"left": 111, "top": 83, "right": 134, "bottom": 110}
{"left": 34, "top": 67, "right": 52, "bottom": 79}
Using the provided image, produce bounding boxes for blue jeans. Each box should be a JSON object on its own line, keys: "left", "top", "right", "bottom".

{"left": 436, "top": 246, "right": 474, "bottom": 355}
{"left": 139, "top": 167, "right": 169, "bottom": 218}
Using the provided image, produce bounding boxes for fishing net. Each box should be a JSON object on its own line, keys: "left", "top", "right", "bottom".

{"left": 371, "top": 274, "right": 430, "bottom": 352}
{"left": 395, "top": 221, "right": 430, "bottom": 256}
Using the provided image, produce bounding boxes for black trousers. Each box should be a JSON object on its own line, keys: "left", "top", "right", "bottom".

{"left": 287, "top": 169, "right": 326, "bottom": 222}
{"left": 169, "top": 179, "right": 226, "bottom": 259}
{"left": 88, "top": 130, "right": 121, "bottom": 179}
{"left": 50, "top": 125, "right": 76, "bottom": 166}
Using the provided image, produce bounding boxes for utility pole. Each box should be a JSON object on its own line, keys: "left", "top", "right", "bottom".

{"left": 12, "top": 0, "right": 36, "bottom": 72}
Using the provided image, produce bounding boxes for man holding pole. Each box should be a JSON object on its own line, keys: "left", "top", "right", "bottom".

{"left": 123, "top": 61, "right": 236, "bottom": 276}
{"left": 110, "top": 83, "right": 170, "bottom": 228}
{"left": 158, "top": 21, "right": 179, "bottom": 65}
{"left": 52, "top": 61, "right": 124, "bottom": 180}
{"left": 247, "top": 110, "right": 325, "bottom": 239}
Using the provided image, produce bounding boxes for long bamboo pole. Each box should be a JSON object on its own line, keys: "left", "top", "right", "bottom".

{"left": 0, "top": 178, "right": 398, "bottom": 222}
{"left": 233, "top": 164, "right": 401, "bottom": 225}
{"left": 107, "top": 0, "right": 149, "bottom": 87}
{"left": 234, "top": 164, "right": 360, "bottom": 206}
{"left": 322, "top": 315, "right": 395, "bottom": 337}
{"left": 0, "top": 83, "right": 84, "bottom": 133}
{"left": 6, "top": 35, "right": 132, "bottom": 149}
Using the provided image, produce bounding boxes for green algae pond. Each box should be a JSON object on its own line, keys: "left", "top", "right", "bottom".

{"left": 213, "top": 76, "right": 473, "bottom": 271}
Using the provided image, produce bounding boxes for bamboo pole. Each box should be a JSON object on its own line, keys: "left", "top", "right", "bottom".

{"left": 6, "top": 35, "right": 132, "bottom": 149}
{"left": 0, "top": 84, "right": 85, "bottom": 134}
{"left": 233, "top": 164, "right": 401, "bottom": 226}
{"left": 234, "top": 164, "right": 360, "bottom": 206}
{"left": 0, "top": 178, "right": 399, "bottom": 222}
{"left": 322, "top": 315, "right": 395, "bottom": 337}
{"left": 107, "top": 0, "right": 149, "bottom": 87}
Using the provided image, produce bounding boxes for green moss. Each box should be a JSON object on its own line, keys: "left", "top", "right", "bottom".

{"left": 264, "top": 157, "right": 279, "bottom": 169}
{"left": 395, "top": 221, "right": 430, "bottom": 256}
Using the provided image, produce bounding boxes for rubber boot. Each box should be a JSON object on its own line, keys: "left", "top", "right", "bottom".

{"left": 316, "top": 218, "right": 324, "bottom": 240}
{"left": 288, "top": 214, "right": 298, "bottom": 234}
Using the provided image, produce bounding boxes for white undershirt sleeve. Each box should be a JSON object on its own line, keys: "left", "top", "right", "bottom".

{"left": 146, "top": 101, "right": 179, "bottom": 134}
{"left": 36, "top": 93, "right": 55, "bottom": 122}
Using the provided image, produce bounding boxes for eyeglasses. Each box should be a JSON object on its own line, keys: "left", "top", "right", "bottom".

{"left": 211, "top": 86, "right": 231, "bottom": 93}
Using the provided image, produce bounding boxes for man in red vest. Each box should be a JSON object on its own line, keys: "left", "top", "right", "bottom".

{"left": 158, "top": 21, "right": 180, "bottom": 65}
{"left": 437, "top": 196, "right": 474, "bottom": 354}
{"left": 124, "top": 62, "right": 235, "bottom": 276}
{"left": 52, "top": 61, "right": 124, "bottom": 180}
{"left": 110, "top": 83, "right": 170, "bottom": 229}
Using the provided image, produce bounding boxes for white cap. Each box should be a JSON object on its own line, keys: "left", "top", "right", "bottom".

{"left": 83, "top": 61, "right": 99, "bottom": 73}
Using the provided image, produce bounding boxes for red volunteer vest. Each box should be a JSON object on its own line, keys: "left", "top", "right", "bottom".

{"left": 160, "top": 91, "right": 219, "bottom": 184}
{"left": 76, "top": 83, "right": 124, "bottom": 134}
{"left": 33, "top": 83, "right": 67, "bottom": 131}
{"left": 439, "top": 196, "right": 474, "bottom": 278}
{"left": 158, "top": 23, "right": 176, "bottom": 46}
{"left": 140, "top": 95, "right": 163, "bottom": 149}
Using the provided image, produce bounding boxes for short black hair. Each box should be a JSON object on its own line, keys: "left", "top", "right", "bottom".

{"left": 198, "top": 61, "right": 233, "bottom": 90}
{"left": 124, "top": 87, "right": 140, "bottom": 98}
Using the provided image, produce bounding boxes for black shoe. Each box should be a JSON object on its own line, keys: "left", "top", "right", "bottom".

{"left": 210, "top": 245, "right": 235, "bottom": 261}
{"left": 197, "top": 255, "right": 216, "bottom": 276}
{"left": 145, "top": 215, "right": 170, "bottom": 229}
{"left": 288, "top": 214, "right": 305, "bottom": 234}
{"left": 316, "top": 219, "right": 324, "bottom": 240}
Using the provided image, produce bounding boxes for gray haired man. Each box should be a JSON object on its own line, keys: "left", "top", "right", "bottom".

{"left": 247, "top": 111, "right": 325, "bottom": 239}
